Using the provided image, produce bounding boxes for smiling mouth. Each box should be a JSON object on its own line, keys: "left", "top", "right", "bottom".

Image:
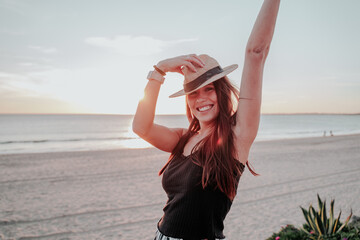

{"left": 196, "top": 104, "right": 214, "bottom": 112}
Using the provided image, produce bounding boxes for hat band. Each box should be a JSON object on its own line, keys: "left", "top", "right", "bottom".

{"left": 183, "top": 66, "right": 223, "bottom": 93}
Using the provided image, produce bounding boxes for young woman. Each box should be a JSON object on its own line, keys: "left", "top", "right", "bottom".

{"left": 133, "top": 1, "right": 280, "bottom": 239}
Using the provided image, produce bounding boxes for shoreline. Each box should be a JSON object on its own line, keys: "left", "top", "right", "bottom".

{"left": 1, "top": 113, "right": 359, "bottom": 115}
{"left": 254, "top": 131, "right": 360, "bottom": 142}
{"left": 1, "top": 132, "right": 360, "bottom": 157}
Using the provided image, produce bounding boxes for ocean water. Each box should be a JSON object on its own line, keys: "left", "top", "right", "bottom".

{"left": 0, "top": 114, "right": 359, "bottom": 154}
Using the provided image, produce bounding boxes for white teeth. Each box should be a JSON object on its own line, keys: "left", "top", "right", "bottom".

{"left": 198, "top": 105, "right": 212, "bottom": 112}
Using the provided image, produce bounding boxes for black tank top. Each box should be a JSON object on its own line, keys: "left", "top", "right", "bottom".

{"left": 158, "top": 153, "right": 245, "bottom": 240}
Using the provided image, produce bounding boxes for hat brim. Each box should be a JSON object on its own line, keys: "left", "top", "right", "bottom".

{"left": 169, "top": 64, "right": 238, "bottom": 98}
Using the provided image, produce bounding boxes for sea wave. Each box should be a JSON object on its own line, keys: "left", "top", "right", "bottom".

{"left": 0, "top": 136, "right": 136, "bottom": 145}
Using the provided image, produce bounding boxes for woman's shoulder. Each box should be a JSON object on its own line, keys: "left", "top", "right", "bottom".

{"left": 181, "top": 128, "right": 187, "bottom": 136}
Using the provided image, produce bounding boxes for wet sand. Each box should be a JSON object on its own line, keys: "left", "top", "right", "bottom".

{"left": 0, "top": 134, "right": 359, "bottom": 239}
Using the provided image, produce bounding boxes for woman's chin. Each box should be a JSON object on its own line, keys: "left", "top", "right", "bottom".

{"left": 194, "top": 109, "right": 218, "bottom": 125}
{"left": 196, "top": 115, "right": 217, "bottom": 125}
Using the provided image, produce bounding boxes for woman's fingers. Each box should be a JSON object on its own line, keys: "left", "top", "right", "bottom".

{"left": 183, "top": 54, "right": 205, "bottom": 66}
{"left": 157, "top": 54, "right": 205, "bottom": 74}
{"left": 190, "top": 55, "right": 205, "bottom": 66}
{"left": 181, "top": 61, "right": 196, "bottom": 72}
{"left": 182, "top": 54, "right": 205, "bottom": 72}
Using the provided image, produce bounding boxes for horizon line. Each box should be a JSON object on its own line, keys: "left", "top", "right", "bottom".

{"left": 0, "top": 112, "right": 359, "bottom": 116}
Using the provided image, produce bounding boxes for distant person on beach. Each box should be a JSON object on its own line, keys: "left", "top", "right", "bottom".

{"left": 133, "top": 0, "right": 280, "bottom": 239}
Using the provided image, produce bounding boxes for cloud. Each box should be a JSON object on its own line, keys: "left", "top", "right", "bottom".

{"left": 18, "top": 62, "right": 36, "bottom": 67}
{"left": 0, "top": 71, "right": 27, "bottom": 85}
{"left": 85, "top": 35, "right": 198, "bottom": 56}
{"left": 29, "top": 45, "right": 58, "bottom": 54}
{"left": 0, "top": 29, "right": 25, "bottom": 35}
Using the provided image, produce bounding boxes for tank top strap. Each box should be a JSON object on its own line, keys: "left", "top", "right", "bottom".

{"left": 246, "top": 161, "right": 259, "bottom": 176}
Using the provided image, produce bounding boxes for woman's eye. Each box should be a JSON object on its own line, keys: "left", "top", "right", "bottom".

{"left": 206, "top": 87, "right": 214, "bottom": 91}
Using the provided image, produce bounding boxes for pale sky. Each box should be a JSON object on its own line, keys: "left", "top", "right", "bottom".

{"left": 0, "top": 0, "right": 359, "bottom": 114}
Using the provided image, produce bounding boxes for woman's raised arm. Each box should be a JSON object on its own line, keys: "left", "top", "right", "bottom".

{"left": 234, "top": 0, "right": 281, "bottom": 146}
{"left": 132, "top": 55, "right": 204, "bottom": 152}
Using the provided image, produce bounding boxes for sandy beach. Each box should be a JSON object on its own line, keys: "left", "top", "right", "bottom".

{"left": 0, "top": 134, "right": 359, "bottom": 240}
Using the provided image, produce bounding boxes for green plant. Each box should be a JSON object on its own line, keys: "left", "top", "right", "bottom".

{"left": 349, "top": 216, "right": 360, "bottom": 229}
{"left": 266, "top": 224, "right": 308, "bottom": 240}
{"left": 300, "top": 194, "right": 353, "bottom": 239}
{"left": 266, "top": 195, "right": 359, "bottom": 240}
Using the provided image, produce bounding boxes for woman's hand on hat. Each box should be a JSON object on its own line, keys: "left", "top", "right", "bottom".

{"left": 156, "top": 54, "right": 205, "bottom": 75}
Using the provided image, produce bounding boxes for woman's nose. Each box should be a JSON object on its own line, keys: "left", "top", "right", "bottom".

{"left": 196, "top": 97, "right": 206, "bottom": 103}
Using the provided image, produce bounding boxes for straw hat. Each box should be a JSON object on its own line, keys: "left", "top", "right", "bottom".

{"left": 169, "top": 54, "right": 238, "bottom": 98}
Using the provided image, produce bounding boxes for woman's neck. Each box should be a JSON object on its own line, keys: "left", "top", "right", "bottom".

{"left": 197, "top": 121, "right": 214, "bottom": 137}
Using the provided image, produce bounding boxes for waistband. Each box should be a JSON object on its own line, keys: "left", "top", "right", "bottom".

{"left": 154, "top": 229, "right": 227, "bottom": 240}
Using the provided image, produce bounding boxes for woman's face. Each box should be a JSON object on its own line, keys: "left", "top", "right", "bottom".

{"left": 186, "top": 83, "right": 219, "bottom": 125}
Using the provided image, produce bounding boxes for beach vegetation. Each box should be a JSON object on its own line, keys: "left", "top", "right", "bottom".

{"left": 266, "top": 224, "right": 308, "bottom": 240}
{"left": 300, "top": 194, "right": 353, "bottom": 239}
{"left": 266, "top": 194, "right": 360, "bottom": 240}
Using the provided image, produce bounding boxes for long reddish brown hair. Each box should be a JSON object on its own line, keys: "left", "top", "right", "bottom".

{"left": 159, "top": 76, "right": 257, "bottom": 200}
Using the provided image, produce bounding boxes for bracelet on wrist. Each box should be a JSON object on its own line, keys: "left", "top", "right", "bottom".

{"left": 147, "top": 70, "right": 165, "bottom": 84}
{"left": 153, "top": 65, "right": 166, "bottom": 76}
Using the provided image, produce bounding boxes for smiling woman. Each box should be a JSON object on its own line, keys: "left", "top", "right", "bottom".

{"left": 187, "top": 83, "right": 219, "bottom": 124}
{"left": 132, "top": 0, "right": 281, "bottom": 239}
